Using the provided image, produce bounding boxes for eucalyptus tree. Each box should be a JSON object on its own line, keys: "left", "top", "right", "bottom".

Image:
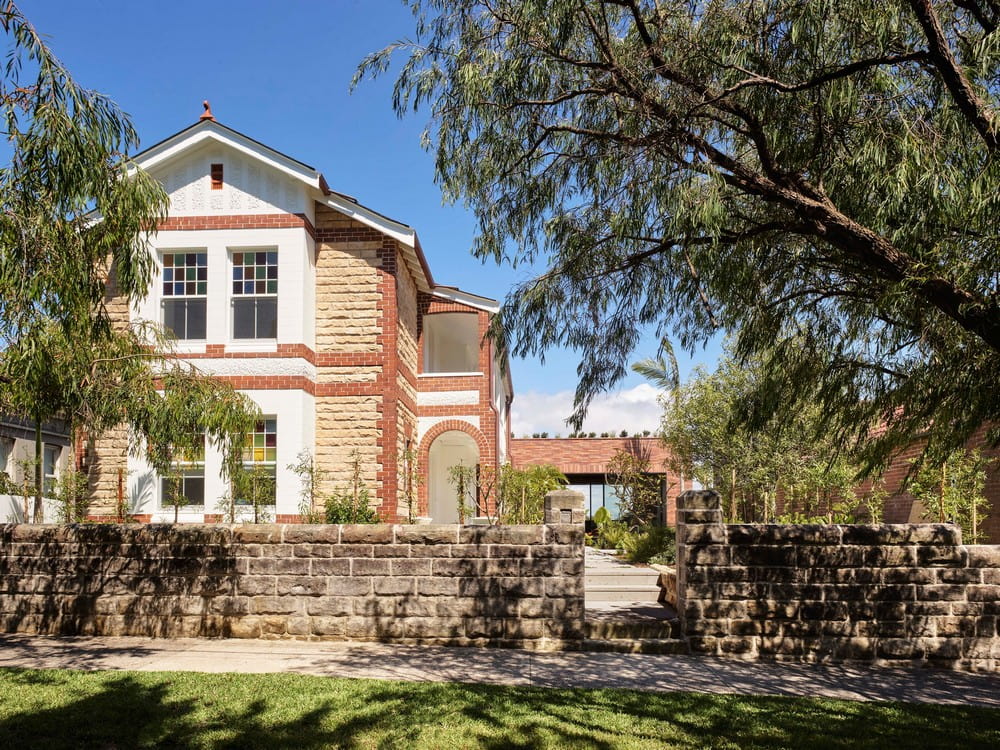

{"left": 0, "top": 5, "right": 256, "bottom": 518}
{"left": 359, "top": 0, "right": 1000, "bottom": 472}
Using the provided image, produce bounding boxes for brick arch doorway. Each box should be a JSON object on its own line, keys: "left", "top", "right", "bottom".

{"left": 419, "top": 421, "right": 489, "bottom": 523}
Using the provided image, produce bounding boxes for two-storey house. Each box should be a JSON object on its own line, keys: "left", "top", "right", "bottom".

{"left": 89, "top": 108, "right": 512, "bottom": 523}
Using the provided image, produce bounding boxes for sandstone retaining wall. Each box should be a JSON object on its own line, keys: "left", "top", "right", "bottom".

{"left": 676, "top": 490, "right": 1000, "bottom": 671}
{"left": 0, "top": 515, "right": 584, "bottom": 649}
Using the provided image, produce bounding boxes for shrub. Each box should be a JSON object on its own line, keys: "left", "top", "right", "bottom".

{"left": 324, "top": 489, "right": 379, "bottom": 524}
{"left": 623, "top": 525, "right": 676, "bottom": 565}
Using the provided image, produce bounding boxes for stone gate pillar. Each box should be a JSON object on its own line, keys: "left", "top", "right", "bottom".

{"left": 675, "top": 489, "right": 724, "bottom": 640}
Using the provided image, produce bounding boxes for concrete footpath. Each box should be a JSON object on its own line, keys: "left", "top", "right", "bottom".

{"left": 0, "top": 634, "right": 998, "bottom": 708}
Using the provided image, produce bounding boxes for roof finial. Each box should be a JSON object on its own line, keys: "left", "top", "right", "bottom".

{"left": 199, "top": 100, "right": 215, "bottom": 121}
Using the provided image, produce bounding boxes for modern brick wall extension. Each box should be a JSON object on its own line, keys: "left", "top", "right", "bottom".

{"left": 0, "top": 492, "right": 586, "bottom": 649}
{"left": 675, "top": 490, "right": 1000, "bottom": 671}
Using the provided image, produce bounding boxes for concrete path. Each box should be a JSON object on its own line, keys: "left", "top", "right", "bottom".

{"left": 1, "top": 634, "right": 999, "bottom": 708}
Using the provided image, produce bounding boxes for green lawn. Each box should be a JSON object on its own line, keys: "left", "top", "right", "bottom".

{"left": 0, "top": 668, "right": 997, "bottom": 749}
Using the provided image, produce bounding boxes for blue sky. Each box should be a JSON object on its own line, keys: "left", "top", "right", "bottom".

{"left": 19, "top": 0, "right": 720, "bottom": 434}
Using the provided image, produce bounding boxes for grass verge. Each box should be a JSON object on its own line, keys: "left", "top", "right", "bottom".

{"left": 0, "top": 668, "right": 997, "bottom": 749}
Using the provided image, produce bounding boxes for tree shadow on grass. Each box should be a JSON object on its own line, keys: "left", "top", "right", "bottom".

{"left": 0, "top": 669, "right": 998, "bottom": 749}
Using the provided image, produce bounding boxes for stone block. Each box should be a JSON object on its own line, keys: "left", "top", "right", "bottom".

{"left": 341, "top": 525, "right": 393, "bottom": 544}
{"left": 759, "top": 636, "right": 801, "bottom": 656}
{"left": 524, "top": 544, "right": 583, "bottom": 560}
{"left": 269, "top": 559, "right": 309, "bottom": 576}
{"left": 372, "top": 544, "right": 412, "bottom": 559}
{"left": 916, "top": 584, "right": 968, "bottom": 602}
{"left": 682, "top": 525, "right": 727, "bottom": 545}
{"left": 797, "top": 546, "right": 865, "bottom": 568}
{"left": 354, "top": 598, "right": 397, "bottom": 617}
{"left": 328, "top": 577, "right": 372, "bottom": 596}
{"left": 498, "top": 578, "right": 545, "bottom": 598}
{"left": 351, "top": 559, "right": 390, "bottom": 576}
{"left": 917, "top": 546, "right": 968, "bottom": 568}
{"left": 293, "top": 544, "right": 329, "bottom": 558}
{"left": 311, "top": 616, "right": 348, "bottom": 636}
{"left": 702, "top": 600, "right": 747, "bottom": 619}
{"left": 686, "top": 636, "right": 719, "bottom": 653}
{"left": 464, "top": 617, "right": 505, "bottom": 639}
{"left": 967, "top": 584, "right": 1000, "bottom": 602}
{"left": 310, "top": 559, "right": 351, "bottom": 576}
{"left": 880, "top": 568, "right": 936, "bottom": 585}
{"left": 391, "top": 558, "right": 432, "bottom": 576}
{"left": 938, "top": 568, "right": 982, "bottom": 584}
{"left": 546, "top": 525, "right": 585, "bottom": 545}
{"left": 687, "top": 545, "right": 730, "bottom": 566}
{"left": 543, "top": 490, "right": 585, "bottom": 525}
{"left": 232, "top": 526, "right": 281, "bottom": 544}
{"left": 432, "top": 559, "right": 485, "bottom": 577}
{"left": 677, "top": 509, "right": 723, "bottom": 525}
{"left": 276, "top": 577, "right": 326, "bottom": 597}
{"left": 251, "top": 596, "right": 299, "bottom": 615}
{"left": 544, "top": 578, "right": 583, "bottom": 598}
{"left": 504, "top": 618, "right": 544, "bottom": 639}
{"left": 374, "top": 577, "right": 415, "bottom": 595}
{"left": 677, "top": 490, "right": 722, "bottom": 511}
{"left": 906, "top": 600, "right": 952, "bottom": 616}
{"left": 418, "top": 578, "right": 460, "bottom": 596}
{"left": 734, "top": 545, "right": 797, "bottom": 567}
{"left": 395, "top": 525, "right": 458, "bottom": 545}
{"left": 283, "top": 525, "right": 339, "bottom": 544}
{"left": 966, "top": 545, "right": 1000, "bottom": 568}
{"left": 403, "top": 617, "right": 463, "bottom": 638}
{"left": 459, "top": 526, "right": 545, "bottom": 545}
{"left": 747, "top": 600, "right": 798, "bottom": 620}
{"left": 228, "top": 616, "right": 262, "bottom": 638}
{"left": 306, "top": 597, "right": 354, "bottom": 616}
{"left": 329, "top": 544, "right": 374, "bottom": 559}
{"left": 396, "top": 598, "right": 437, "bottom": 617}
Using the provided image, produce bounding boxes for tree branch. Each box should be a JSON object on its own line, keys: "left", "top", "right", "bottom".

{"left": 908, "top": 0, "right": 999, "bottom": 151}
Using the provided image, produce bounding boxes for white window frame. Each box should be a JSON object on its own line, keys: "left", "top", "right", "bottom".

{"left": 229, "top": 248, "right": 278, "bottom": 342}
{"left": 160, "top": 249, "right": 208, "bottom": 341}
{"left": 159, "top": 435, "right": 206, "bottom": 510}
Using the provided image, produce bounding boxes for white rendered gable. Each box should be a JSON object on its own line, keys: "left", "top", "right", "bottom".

{"left": 148, "top": 142, "right": 312, "bottom": 218}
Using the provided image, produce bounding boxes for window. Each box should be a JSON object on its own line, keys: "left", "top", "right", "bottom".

{"left": 160, "top": 436, "right": 205, "bottom": 508}
{"left": 423, "top": 313, "right": 479, "bottom": 373}
{"left": 237, "top": 418, "right": 276, "bottom": 505}
{"left": 0, "top": 438, "right": 12, "bottom": 484}
{"left": 232, "top": 250, "right": 277, "bottom": 339}
{"left": 161, "top": 252, "right": 207, "bottom": 340}
{"left": 210, "top": 163, "right": 224, "bottom": 190}
{"left": 43, "top": 445, "right": 59, "bottom": 496}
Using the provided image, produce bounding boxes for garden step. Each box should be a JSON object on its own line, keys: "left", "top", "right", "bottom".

{"left": 584, "top": 584, "right": 662, "bottom": 602}
{"left": 585, "top": 570, "right": 661, "bottom": 586}
{"left": 584, "top": 618, "right": 680, "bottom": 640}
{"left": 579, "top": 638, "right": 690, "bottom": 655}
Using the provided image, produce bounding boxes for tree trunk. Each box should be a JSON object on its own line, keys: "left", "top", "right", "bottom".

{"left": 32, "top": 417, "right": 42, "bottom": 523}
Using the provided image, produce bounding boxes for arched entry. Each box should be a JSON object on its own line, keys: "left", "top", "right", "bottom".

{"left": 427, "top": 430, "right": 480, "bottom": 523}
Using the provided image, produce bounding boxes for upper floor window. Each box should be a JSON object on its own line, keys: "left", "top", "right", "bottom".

{"left": 423, "top": 312, "right": 479, "bottom": 373}
{"left": 161, "top": 251, "right": 207, "bottom": 340}
{"left": 232, "top": 250, "right": 277, "bottom": 339}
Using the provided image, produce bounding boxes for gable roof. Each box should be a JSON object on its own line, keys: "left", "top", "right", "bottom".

{"left": 132, "top": 118, "right": 439, "bottom": 291}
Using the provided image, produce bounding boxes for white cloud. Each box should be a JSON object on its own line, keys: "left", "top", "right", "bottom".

{"left": 511, "top": 383, "right": 664, "bottom": 437}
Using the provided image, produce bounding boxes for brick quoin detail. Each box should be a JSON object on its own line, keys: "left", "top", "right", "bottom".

{"left": 155, "top": 213, "right": 317, "bottom": 238}
{"left": 416, "top": 420, "right": 493, "bottom": 516}
{"left": 375, "top": 238, "right": 401, "bottom": 520}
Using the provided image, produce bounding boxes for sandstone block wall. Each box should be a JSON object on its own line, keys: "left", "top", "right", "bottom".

{"left": 676, "top": 490, "right": 1000, "bottom": 671}
{"left": 0, "top": 519, "right": 584, "bottom": 649}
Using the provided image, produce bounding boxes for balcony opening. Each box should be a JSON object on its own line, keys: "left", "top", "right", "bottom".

{"left": 423, "top": 313, "right": 479, "bottom": 373}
